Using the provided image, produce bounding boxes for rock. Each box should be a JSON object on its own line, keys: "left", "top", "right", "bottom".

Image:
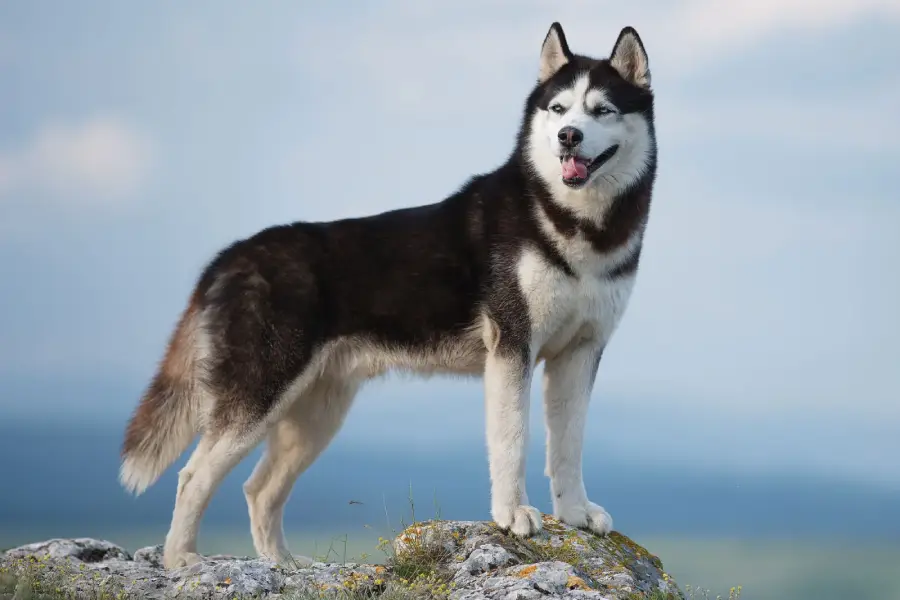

{"left": 393, "top": 518, "right": 681, "bottom": 600}
{"left": 0, "top": 516, "right": 682, "bottom": 599}
{"left": 455, "top": 543, "right": 517, "bottom": 577}
{"left": 133, "top": 545, "right": 164, "bottom": 568}
{"left": 3, "top": 538, "right": 131, "bottom": 563}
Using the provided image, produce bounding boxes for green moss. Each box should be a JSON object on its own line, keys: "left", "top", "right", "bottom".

{"left": 524, "top": 531, "right": 585, "bottom": 566}
{"left": 383, "top": 523, "right": 456, "bottom": 596}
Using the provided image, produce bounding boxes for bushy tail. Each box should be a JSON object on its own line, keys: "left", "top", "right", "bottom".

{"left": 119, "top": 295, "right": 204, "bottom": 495}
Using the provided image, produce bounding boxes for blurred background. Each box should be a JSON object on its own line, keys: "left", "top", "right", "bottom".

{"left": 1, "top": 2, "right": 898, "bottom": 599}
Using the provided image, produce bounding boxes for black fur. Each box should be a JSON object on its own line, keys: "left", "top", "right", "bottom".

{"left": 138, "top": 24, "right": 657, "bottom": 430}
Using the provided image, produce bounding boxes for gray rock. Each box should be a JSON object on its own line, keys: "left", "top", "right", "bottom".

{"left": 283, "top": 562, "right": 387, "bottom": 597}
{"left": 133, "top": 544, "right": 164, "bottom": 568}
{"left": 455, "top": 543, "right": 517, "bottom": 578}
{"left": 3, "top": 538, "right": 131, "bottom": 563}
{"left": 0, "top": 516, "right": 682, "bottom": 599}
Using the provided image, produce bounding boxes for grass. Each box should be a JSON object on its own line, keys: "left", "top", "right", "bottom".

{"left": 371, "top": 485, "right": 458, "bottom": 599}
{"left": 1, "top": 554, "right": 129, "bottom": 600}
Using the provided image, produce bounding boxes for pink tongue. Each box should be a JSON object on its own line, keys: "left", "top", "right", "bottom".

{"left": 561, "top": 157, "right": 588, "bottom": 180}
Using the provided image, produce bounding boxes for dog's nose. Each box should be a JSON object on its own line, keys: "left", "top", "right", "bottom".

{"left": 557, "top": 126, "right": 583, "bottom": 147}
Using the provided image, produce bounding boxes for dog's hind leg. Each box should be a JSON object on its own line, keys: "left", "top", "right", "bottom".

{"left": 162, "top": 426, "right": 266, "bottom": 569}
{"left": 243, "top": 375, "right": 359, "bottom": 565}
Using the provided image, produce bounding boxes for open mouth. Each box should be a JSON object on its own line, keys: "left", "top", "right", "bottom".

{"left": 559, "top": 145, "right": 619, "bottom": 188}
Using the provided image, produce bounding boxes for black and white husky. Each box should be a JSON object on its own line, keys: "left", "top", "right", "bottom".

{"left": 120, "top": 22, "right": 657, "bottom": 569}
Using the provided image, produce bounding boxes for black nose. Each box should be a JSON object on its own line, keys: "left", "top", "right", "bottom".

{"left": 557, "top": 126, "right": 583, "bottom": 147}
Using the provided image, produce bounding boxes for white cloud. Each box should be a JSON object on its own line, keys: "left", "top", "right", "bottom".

{"left": 0, "top": 116, "right": 153, "bottom": 205}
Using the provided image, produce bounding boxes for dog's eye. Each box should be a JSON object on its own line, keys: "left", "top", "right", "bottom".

{"left": 549, "top": 103, "right": 566, "bottom": 115}
{"left": 593, "top": 106, "right": 614, "bottom": 116}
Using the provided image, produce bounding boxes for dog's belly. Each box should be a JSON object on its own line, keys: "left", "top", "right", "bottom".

{"left": 518, "top": 247, "right": 636, "bottom": 360}
{"left": 317, "top": 333, "right": 488, "bottom": 381}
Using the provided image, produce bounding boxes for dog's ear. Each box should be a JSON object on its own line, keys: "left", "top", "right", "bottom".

{"left": 609, "top": 26, "right": 650, "bottom": 89}
{"left": 538, "top": 22, "right": 572, "bottom": 83}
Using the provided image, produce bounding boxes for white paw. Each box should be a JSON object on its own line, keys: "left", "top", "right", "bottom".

{"left": 556, "top": 501, "right": 613, "bottom": 535}
{"left": 163, "top": 551, "right": 205, "bottom": 569}
{"left": 494, "top": 504, "right": 543, "bottom": 537}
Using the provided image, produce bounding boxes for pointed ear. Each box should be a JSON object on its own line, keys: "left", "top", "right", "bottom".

{"left": 538, "top": 22, "right": 572, "bottom": 83}
{"left": 610, "top": 26, "right": 650, "bottom": 88}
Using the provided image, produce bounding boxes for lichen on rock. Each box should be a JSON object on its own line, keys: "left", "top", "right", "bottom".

{"left": 0, "top": 517, "right": 683, "bottom": 599}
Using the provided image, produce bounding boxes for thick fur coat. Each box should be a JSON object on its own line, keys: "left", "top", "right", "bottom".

{"left": 120, "top": 22, "right": 657, "bottom": 569}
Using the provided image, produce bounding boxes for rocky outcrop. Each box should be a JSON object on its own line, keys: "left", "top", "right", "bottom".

{"left": 0, "top": 516, "right": 682, "bottom": 599}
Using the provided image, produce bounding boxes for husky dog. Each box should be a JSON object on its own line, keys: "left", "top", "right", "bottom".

{"left": 120, "top": 22, "right": 657, "bottom": 569}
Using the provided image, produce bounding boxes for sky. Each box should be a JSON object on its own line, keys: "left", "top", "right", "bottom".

{"left": 0, "top": 1, "right": 898, "bottom": 490}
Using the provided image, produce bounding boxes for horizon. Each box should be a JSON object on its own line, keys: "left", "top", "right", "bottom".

{"left": 3, "top": 419, "right": 899, "bottom": 545}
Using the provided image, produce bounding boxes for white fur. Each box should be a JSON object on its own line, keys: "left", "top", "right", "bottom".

{"left": 526, "top": 73, "right": 654, "bottom": 222}
{"left": 243, "top": 376, "right": 358, "bottom": 565}
{"left": 164, "top": 431, "right": 257, "bottom": 568}
{"left": 479, "top": 238, "right": 636, "bottom": 539}
{"left": 543, "top": 339, "right": 613, "bottom": 535}
{"left": 508, "top": 242, "right": 636, "bottom": 537}
{"left": 483, "top": 344, "right": 542, "bottom": 536}
{"left": 538, "top": 26, "right": 569, "bottom": 83}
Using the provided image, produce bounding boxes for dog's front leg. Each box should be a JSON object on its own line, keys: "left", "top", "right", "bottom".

{"left": 542, "top": 340, "right": 613, "bottom": 535}
{"left": 484, "top": 346, "right": 542, "bottom": 536}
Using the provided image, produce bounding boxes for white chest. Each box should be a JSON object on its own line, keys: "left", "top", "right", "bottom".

{"left": 516, "top": 245, "right": 636, "bottom": 360}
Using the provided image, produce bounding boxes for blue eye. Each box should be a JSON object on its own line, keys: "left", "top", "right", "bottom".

{"left": 550, "top": 103, "right": 566, "bottom": 114}
{"left": 593, "top": 106, "right": 613, "bottom": 116}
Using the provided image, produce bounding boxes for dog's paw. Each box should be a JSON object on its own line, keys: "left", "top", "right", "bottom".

{"left": 494, "top": 504, "right": 543, "bottom": 537}
{"left": 556, "top": 501, "right": 613, "bottom": 535}
{"left": 163, "top": 551, "right": 205, "bottom": 570}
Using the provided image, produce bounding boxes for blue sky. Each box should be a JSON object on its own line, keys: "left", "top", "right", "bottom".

{"left": 1, "top": 1, "right": 898, "bottom": 489}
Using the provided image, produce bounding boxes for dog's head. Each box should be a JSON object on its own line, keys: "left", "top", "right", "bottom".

{"left": 523, "top": 23, "right": 655, "bottom": 197}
